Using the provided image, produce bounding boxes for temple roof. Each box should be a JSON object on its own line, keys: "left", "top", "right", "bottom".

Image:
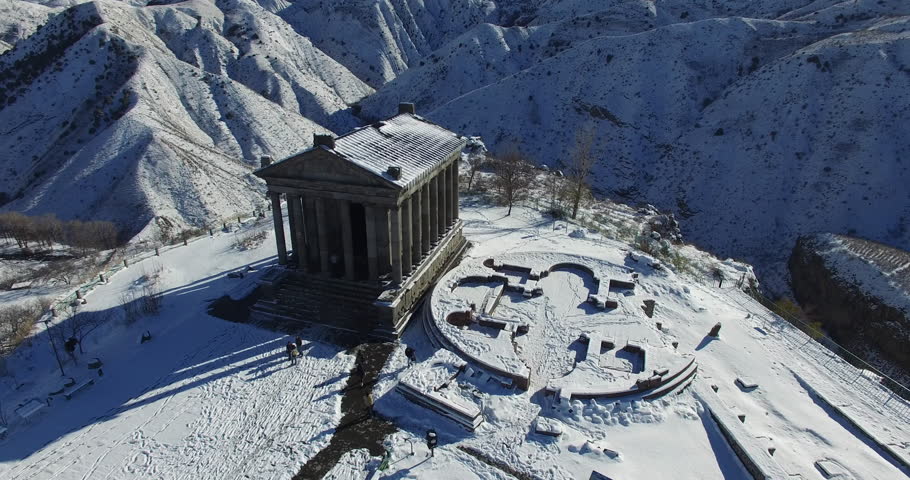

{"left": 256, "top": 113, "right": 465, "bottom": 190}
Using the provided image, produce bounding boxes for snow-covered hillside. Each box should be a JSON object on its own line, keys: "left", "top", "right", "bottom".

{"left": 0, "top": 0, "right": 370, "bottom": 238}
{"left": 361, "top": 0, "right": 910, "bottom": 290}
{"left": 0, "top": 0, "right": 53, "bottom": 54}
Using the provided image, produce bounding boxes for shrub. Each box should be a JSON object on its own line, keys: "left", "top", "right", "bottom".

{"left": 233, "top": 230, "right": 268, "bottom": 250}
{"left": 0, "top": 298, "right": 50, "bottom": 354}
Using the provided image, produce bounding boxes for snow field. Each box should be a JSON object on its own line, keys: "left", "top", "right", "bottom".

{"left": 0, "top": 210, "right": 355, "bottom": 480}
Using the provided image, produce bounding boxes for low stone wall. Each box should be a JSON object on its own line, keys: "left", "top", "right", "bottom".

{"left": 378, "top": 223, "right": 467, "bottom": 336}
{"left": 693, "top": 384, "right": 788, "bottom": 480}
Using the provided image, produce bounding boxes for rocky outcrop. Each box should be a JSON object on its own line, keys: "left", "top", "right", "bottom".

{"left": 789, "top": 234, "right": 910, "bottom": 376}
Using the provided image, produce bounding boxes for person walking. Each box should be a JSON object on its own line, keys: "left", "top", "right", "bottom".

{"left": 354, "top": 363, "right": 366, "bottom": 388}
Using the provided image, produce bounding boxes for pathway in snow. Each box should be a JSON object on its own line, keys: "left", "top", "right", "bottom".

{"left": 295, "top": 342, "right": 397, "bottom": 479}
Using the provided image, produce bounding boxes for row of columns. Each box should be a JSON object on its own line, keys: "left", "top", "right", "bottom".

{"left": 269, "top": 160, "right": 459, "bottom": 285}
{"left": 387, "top": 161, "right": 458, "bottom": 284}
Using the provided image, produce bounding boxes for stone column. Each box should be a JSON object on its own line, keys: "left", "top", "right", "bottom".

{"left": 339, "top": 199, "right": 355, "bottom": 280}
{"left": 412, "top": 190, "right": 422, "bottom": 263}
{"left": 291, "top": 194, "right": 307, "bottom": 270}
{"left": 421, "top": 181, "right": 431, "bottom": 254}
{"left": 451, "top": 161, "right": 459, "bottom": 221}
{"left": 376, "top": 208, "right": 390, "bottom": 275}
{"left": 287, "top": 195, "right": 300, "bottom": 261}
{"left": 429, "top": 175, "right": 439, "bottom": 244}
{"left": 270, "top": 191, "right": 287, "bottom": 265}
{"left": 365, "top": 205, "right": 379, "bottom": 281}
{"left": 315, "top": 197, "right": 330, "bottom": 274}
{"left": 440, "top": 166, "right": 450, "bottom": 232}
{"left": 390, "top": 207, "right": 403, "bottom": 284}
{"left": 401, "top": 196, "right": 412, "bottom": 273}
{"left": 304, "top": 197, "right": 319, "bottom": 270}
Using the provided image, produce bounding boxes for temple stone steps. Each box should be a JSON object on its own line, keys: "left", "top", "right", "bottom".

{"left": 251, "top": 273, "right": 383, "bottom": 334}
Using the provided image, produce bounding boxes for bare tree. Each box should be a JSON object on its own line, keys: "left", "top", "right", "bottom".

{"left": 567, "top": 127, "right": 597, "bottom": 219}
{"left": 66, "top": 219, "right": 119, "bottom": 255}
{"left": 63, "top": 310, "right": 112, "bottom": 354}
{"left": 544, "top": 169, "right": 567, "bottom": 217}
{"left": 0, "top": 213, "right": 120, "bottom": 254}
{"left": 463, "top": 137, "right": 488, "bottom": 191}
{"left": 491, "top": 148, "right": 535, "bottom": 216}
{"left": 33, "top": 214, "right": 63, "bottom": 247}
{"left": 36, "top": 258, "right": 81, "bottom": 285}
{"left": 120, "top": 267, "right": 163, "bottom": 323}
{"left": 0, "top": 212, "right": 35, "bottom": 249}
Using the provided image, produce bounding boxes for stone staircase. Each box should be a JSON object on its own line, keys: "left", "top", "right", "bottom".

{"left": 251, "top": 273, "right": 384, "bottom": 336}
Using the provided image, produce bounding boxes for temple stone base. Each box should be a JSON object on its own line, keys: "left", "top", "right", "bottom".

{"left": 251, "top": 222, "right": 467, "bottom": 339}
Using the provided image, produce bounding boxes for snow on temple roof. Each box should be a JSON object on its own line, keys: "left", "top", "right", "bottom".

{"left": 330, "top": 113, "right": 465, "bottom": 188}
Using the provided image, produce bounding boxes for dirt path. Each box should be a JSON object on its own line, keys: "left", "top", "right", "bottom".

{"left": 294, "top": 342, "right": 398, "bottom": 480}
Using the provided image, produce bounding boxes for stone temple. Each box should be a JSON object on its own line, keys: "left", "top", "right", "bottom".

{"left": 251, "top": 104, "right": 468, "bottom": 339}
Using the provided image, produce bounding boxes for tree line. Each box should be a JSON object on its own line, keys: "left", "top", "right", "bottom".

{"left": 0, "top": 212, "right": 120, "bottom": 253}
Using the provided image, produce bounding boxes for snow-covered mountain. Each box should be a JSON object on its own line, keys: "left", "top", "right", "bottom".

{"left": 0, "top": 0, "right": 370, "bottom": 238}
{"left": 2, "top": 0, "right": 908, "bottom": 290}
{"left": 363, "top": 0, "right": 910, "bottom": 289}
{"left": 0, "top": 0, "right": 53, "bottom": 53}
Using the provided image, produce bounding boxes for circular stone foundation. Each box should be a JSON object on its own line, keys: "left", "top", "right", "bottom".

{"left": 427, "top": 251, "right": 695, "bottom": 400}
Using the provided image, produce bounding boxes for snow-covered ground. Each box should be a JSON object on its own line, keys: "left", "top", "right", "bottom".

{"left": 0, "top": 214, "right": 354, "bottom": 479}
{"left": 1, "top": 198, "right": 909, "bottom": 480}
{"left": 369, "top": 203, "right": 910, "bottom": 480}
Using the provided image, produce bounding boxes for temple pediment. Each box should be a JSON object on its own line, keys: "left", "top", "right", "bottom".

{"left": 256, "top": 148, "right": 396, "bottom": 189}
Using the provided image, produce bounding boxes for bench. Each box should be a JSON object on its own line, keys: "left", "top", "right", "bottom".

{"left": 64, "top": 378, "right": 95, "bottom": 400}
{"left": 16, "top": 399, "right": 45, "bottom": 420}
{"left": 533, "top": 416, "right": 564, "bottom": 437}
{"left": 397, "top": 380, "right": 484, "bottom": 431}
{"left": 735, "top": 377, "right": 758, "bottom": 390}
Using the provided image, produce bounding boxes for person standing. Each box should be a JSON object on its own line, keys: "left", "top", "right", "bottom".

{"left": 405, "top": 346, "right": 416, "bottom": 368}
{"left": 286, "top": 342, "right": 297, "bottom": 366}
{"left": 290, "top": 344, "right": 299, "bottom": 365}
{"left": 295, "top": 336, "right": 304, "bottom": 355}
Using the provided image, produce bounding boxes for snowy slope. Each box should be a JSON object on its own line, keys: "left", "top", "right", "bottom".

{"left": 0, "top": 216, "right": 355, "bottom": 479}
{"left": 360, "top": 2, "right": 910, "bottom": 290}
{"left": 275, "top": 0, "right": 530, "bottom": 88}
{"left": 0, "top": 0, "right": 371, "bottom": 238}
{"left": 0, "top": 0, "right": 54, "bottom": 54}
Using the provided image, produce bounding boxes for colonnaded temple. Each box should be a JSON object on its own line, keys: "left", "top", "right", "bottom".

{"left": 251, "top": 104, "right": 468, "bottom": 338}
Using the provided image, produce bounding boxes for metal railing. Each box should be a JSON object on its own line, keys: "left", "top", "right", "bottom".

{"left": 725, "top": 285, "right": 910, "bottom": 421}
{"left": 46, "top": 211, "right": 270, "bottom": 322}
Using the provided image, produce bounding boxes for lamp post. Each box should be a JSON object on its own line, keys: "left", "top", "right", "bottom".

{"left": 425, "top": 429, "right": 437, "bottom": 458}
{"left": 43, "top": 317, "right": 65, "bottom": 376}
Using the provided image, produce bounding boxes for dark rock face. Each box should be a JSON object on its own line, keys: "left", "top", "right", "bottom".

{"left": 789, "top": 234, "right": 910, "bottom": 376}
